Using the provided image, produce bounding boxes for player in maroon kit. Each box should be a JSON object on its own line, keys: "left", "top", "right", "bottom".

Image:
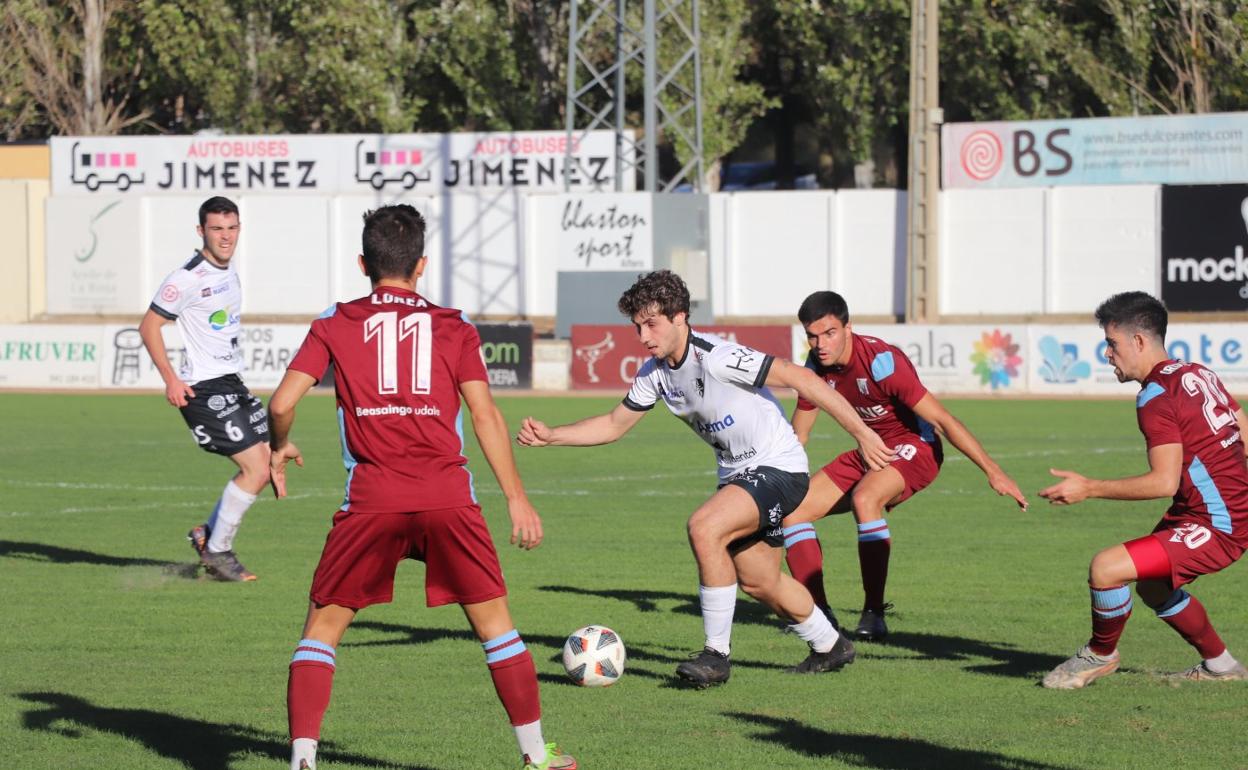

{"left": 1040, "top": 291, "right": 1248, "bottom": 689}
{"left": 781, "top": 291, "right": 1028, "bottom": 639}
{"left": 266, "top": 205, "right": 574, "bottom": 770}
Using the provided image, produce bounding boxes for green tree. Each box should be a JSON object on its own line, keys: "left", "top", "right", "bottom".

{"left": 136, "top": 0, "right": 425, "bottom": 133}
{"left": 2, "top": 0, "right": 150, "bottom": 137}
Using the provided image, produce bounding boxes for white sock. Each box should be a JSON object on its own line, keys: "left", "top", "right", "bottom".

{"left": 1205, "top": 649, "right": 1238, "bottom": 673}
{"left": 515, "top": 720, "right": 546, "bottom": 765}
{"left": 699, "top": 584, "right": 737, "bottom": 656}
{"left": 290, "top": 737, "right": 317, "bottom": 769}
{"left": 789, "top": 608, "right": 840, "bottom": 653}
{"left": 207, "top": 480, "right": 257, "bottom": 553}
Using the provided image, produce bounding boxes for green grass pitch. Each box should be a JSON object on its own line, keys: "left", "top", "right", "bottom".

{"left": 2, "top": 393, "right": 1247, "bottom": 769}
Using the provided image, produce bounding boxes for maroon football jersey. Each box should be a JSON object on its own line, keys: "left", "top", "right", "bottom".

{"left": 288, "top": 287, "right": 488, "bottom": 514}
{"left": 796, "top": 334, "right": 940, "bottom": 453}
{"left": 1136, "top": 359, "right": 1248, "bottom": 544}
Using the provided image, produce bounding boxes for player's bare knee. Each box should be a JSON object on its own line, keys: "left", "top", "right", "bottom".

{"left": 738, "top": 575, "right": 777, "bottom": 602}
{"left": 1088, "top": 550, "right": 1127, "bottom": 587}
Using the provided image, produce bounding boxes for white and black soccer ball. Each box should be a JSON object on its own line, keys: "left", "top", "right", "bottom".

{"left": 561, "top": 625, "right": 626, "bottom": 687}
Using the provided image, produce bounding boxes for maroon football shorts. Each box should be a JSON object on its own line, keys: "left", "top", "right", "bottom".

{"left": 821, "top": 439, "right": 942, "bottom": 511}
{"left": 1125, "top": 515, "right": 1246, "bottom": 588}
{"left": 308, "top": 505, "right": 507, "bottom": 610}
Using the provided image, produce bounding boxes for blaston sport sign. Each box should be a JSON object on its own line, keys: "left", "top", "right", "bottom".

{"left": 50, "top": 131, "right": 633, "bottom": 196}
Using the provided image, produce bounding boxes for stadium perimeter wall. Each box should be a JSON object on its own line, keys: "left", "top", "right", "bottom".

{"left": 34, "top": 186, "right": 1162, "bottom": 320}
{"left": 4, "top": 321, "right": 1244, "bottom": 397}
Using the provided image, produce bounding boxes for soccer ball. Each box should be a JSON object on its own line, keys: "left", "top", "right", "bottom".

{"left": 562, "top": 625, "right": 626, "bottom": 687}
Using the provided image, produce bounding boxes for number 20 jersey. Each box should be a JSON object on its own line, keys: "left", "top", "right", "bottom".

{"left": 288, "top": 287, "right": 489, "bottom": 514}
{"left": 1136, "top": 359, "right": 1248, "bottom": 545}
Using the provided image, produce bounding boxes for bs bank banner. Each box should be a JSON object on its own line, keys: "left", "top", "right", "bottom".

{"left": 943, "top": 112, "right": 1248, "bottom": 189}
{"left": 50, "top": 130, "right": 632, "bottom": 196}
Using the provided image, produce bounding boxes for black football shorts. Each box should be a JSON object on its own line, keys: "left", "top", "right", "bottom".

{"left": 178, "top": 374, "right": 268, "bottom": 457}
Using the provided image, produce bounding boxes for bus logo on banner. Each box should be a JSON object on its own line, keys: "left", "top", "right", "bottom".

{"left": 354, "top": 140, "right": 432, "bottom": 190}
{"left": 71, "top": 141, "right": 145, "bottom": 192}
{"left": 960, "top": 131, "right": 1004, "bottom": 181}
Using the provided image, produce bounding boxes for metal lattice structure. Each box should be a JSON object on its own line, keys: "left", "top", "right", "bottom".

{"left": 906, "top": 0, "right": 941, "bottom": 321}
{"left": 564, "top": 0, "right": 704, "bottom": 192}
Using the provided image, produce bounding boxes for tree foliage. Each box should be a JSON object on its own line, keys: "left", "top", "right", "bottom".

{"left": 3, "top": 0, "right": 1248, "bottom": 188}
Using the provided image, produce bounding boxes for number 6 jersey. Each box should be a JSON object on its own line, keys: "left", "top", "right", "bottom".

{"left": 1136, "top": 359, "right": 1248, "bottom": 545}
{"left": 288, "top": 287, "right": 489, "bottom": 514}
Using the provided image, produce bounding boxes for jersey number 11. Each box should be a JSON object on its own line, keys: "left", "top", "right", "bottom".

{"left": 365, "top": 311, "right": 433, "bottom": 395}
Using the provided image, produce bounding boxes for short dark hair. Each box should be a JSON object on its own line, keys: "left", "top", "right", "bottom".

{"left": 618, "top": 270, "right": 691, "bottom": 321}
{"left": 798, "top": 291, "right": 849, "bottom": 325}
{"left": 198, "top": 196, "right": 239, "bottom": 226}
{"left": 1094, "top": 291, "right": 1168, "bottom": 342}
{"left": 361, "top": 205, "right": 426, "bottom": 282}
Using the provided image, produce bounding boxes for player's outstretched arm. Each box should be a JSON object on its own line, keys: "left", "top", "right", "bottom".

{"left": 138, "top": 308, "right": 195, "bottom": 407}
{"left": 912, "top": 393, "right": 1028, "bottom": 510}
{"left": 1040, "top": 443, "right": 1182, "bottom": 506}
{"left": 766, "top": 358, "right": 893, "bottom": 471}
{"left": 462, "top": 380, "right": 543, "bottom": 550}
{"left": 266, "top": 369, "right": 316, "bottom": 499}
{"left": 516, "top": 402, "right": 645, "bottom": 448}
{"left": 790, "top": 405, "right": 817, "bottom": 446}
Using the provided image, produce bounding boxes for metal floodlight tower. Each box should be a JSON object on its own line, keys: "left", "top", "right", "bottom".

{"left": 565, "top": 0, "right": 705, "bottom": 192}
{"left": 906, "top": 0, "right": 941, "bottom": 322}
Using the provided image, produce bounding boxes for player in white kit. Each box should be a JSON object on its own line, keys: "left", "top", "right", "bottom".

{"left": 138, "top": 197, "right": 270, "bottom": 581}
{"left": 518, "top": 270, "right": 894, "bottom": 685}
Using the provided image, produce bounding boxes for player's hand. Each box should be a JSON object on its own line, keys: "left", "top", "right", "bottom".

{"left": 165, "top": 378, "right": 195, "bottom": 407}
{"left": 856, "top": 432, "right": 896, "bottom": 472}
{"left": 516, "top": 416, "right": 553, "bottom": 447}
{"left": 989, "top": 471, "right": 1029, "bottom": 510}
{"left": 506, "top": 496, "right": 544, "bottom": 550}
{"left": 1039, "top": 468, "right": 1090, "bottom": 506}
{"left": 269, "top": 442, "right": 304, "bottom": 499}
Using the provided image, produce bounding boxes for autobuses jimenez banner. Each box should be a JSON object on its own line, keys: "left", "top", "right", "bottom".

{"left": 49, "top": 131, "right": 632, "bottom": 196}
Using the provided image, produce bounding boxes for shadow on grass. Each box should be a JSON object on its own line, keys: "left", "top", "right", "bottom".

{"left": 537, "top": 584, "right": 778, "bottom": 627}
{"left": 725, "top": 711, "right": 1073, "bottom": 770}
{"left": 345, "top": 620, "right": 789, "bottom": 685}
{"left": 17, "top": 691, "right": 433, "bottom": 770}
{"left": 863, "top": 631, "right": 1066, "bottom": 679}
{"left": 0, "top": 540, "right": 200, "bottom": 578}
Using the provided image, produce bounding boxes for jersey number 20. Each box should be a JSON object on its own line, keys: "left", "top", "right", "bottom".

{"left": 365, "top": 311, "right": 432, "bottom": 395}
{"left": 1182, "top": 370, "right": 1233, "bottom": 436}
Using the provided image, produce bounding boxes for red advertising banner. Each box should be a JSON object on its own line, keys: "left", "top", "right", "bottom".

{"left": 570, "top": 324, "right": 792, "bottom": 390}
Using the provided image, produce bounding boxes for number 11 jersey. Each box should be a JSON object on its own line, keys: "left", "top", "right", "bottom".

{"left": 288, "top": 287, "right": 489, "bottom": 514}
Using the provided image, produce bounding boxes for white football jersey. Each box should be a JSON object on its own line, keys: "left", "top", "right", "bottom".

{"left": 149, "top": 251, "right": 244, "bottom": 385}
{"left": 624, "top": 331, "right": 808, "bottom": 481}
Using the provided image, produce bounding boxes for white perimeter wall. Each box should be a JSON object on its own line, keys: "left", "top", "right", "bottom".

{"left": 40, "top": 186, "right": 1160, "bottom": 320}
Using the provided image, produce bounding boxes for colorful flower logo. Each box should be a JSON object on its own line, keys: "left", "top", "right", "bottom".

{"left": 971, "top": 329, "right": 1022, "bottom": 389}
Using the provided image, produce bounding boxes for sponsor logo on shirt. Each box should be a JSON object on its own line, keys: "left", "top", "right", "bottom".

{"left": 658, "top": 383, "right": 686, "bottom": 401}
{"left": 209, "top": 308, "right": 240, "bottom": 330}
{"left": 855, "top": 405, "right": 888, "bottom": 422}
{"left": 857, "top": 378, "right": 870, "bottom": 395}
{"left": 694, "top": 414, "right": 735, "bottom": 434}
{"left": 160, "top": 284, "right": 179, "bottom": 303}
{"left": 355, "top": 404, "right": 442, "bottom": 417}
